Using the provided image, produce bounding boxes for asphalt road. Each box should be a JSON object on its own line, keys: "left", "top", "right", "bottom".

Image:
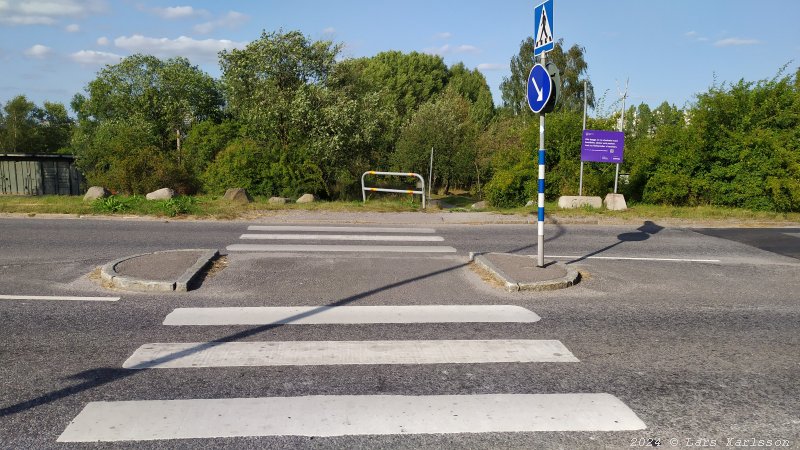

{"left": 0, "top": 217, "right": 798, "bottom": 449}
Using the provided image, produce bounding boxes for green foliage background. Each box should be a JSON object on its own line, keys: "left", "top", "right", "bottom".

{"left": 2, "top": 29, "right": 798, "bottom": 212}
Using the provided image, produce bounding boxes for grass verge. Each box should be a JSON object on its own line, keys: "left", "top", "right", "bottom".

{"left": 1, "top": 194, "right": 799, "bottom": 224}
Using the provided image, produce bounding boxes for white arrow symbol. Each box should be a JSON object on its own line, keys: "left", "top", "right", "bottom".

{"left": 531, "top": 72, "right": 543, "bottom": 101}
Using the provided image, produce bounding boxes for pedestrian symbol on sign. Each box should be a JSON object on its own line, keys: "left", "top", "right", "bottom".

{"left": 536, "top": 7, "right": 552, "bottom": 48}
{"left": 533, "top": 0, "right": 554, "bottom": 56}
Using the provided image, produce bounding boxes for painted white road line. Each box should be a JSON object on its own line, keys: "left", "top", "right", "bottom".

{"left": 57, "top": 393, "right": 646, "bottom": 442}
{"left": 122, "top": 340, "right": 577, "bottom": 369}
{"left": 784, "top": 232, "right": 800, "bottom": 238}
{"left": 0, "top": 295, "right": 120, "bottom": 302}
{"left": 227, "top": 244, "right": 457, "bottom": 253}
{"left": 239, "top": 233, "right": 444, "bottom": 242}
{"left": 163, "top": 305, "right": 541, "bottom": 326}
{"left": 248, "top": 225, "right": 436, "bottom": 233}
{"left": 545, "top": 255, "right": 721, "bottom": 263}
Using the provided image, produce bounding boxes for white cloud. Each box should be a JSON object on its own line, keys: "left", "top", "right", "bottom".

{"left": 424, "top": 44, "right": 450, "bottom": 55}
{"left": 114, "top": 35, "right": 247, "bottom": 61}
{"left": 424, "top": 43, "right": 479, "bottom": 56}
{"left": 714, "top": 37, "right": 761, "bottom": 47}
{"left": 434, "top": 32, "right": 452, "bottom": 40}
{"left": 96, "top": 36, "right": 109, "bottom": 46}
{"left": 65, "top": 23, "right": 80, "bottom": 32}
{"left": 684, "top": 31, "right": 698, "bottom": 38}
{"left": 477, "top": 63, "right": 503, "bottom": 71}
{"left": 24, "top": 44, "right": 52, "bottom": 58}
{"left": 322, "top": 27, "right": 336, "bottom": 35}
{"left": 455, "top": 44, "right": 479, "bottom": 53}
{"left": 69, "top": 49, "right": 121, "bottom": 65}
{"left": 193, "top": 11, "right": 248, "bottom": 34}
{"left": 151, "top": 6, "right": 208, "bottom": 19}
{"left": 0, "top": 0, "right": 106, "bottom": 25}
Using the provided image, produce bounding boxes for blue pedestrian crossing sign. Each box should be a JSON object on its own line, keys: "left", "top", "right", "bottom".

{"left": 526, "top": 63, "right": 552, "bottom": 113}
{"left": 534, "top": 0, "right": 554, "bottom": 55}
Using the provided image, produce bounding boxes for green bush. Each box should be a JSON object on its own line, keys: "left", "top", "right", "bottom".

{"left": 92, "top": 196, "right": 129, "bottom": 213}
{"left": 484, "top": 163, "right": 536, "bottom": 208}
{"left": 201, "top": 138, "right": 325, "bottom": 197}
{"left": 161, "top": 196, "right": 198, "bottom": 217}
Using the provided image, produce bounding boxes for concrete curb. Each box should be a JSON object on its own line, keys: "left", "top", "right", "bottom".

{"left": 100, "top": 249, "right": 219, "bottom": 293}
{"left": 471, "top": 252, "right": 580, "bottom": 292}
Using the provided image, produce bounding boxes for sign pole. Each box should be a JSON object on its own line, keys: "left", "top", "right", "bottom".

{"left": 615, "top": 79, "right": 628, "bottom": 194}
{"left": 537, "top": 52, "right": 546, "bottom": 268}
{"left": 579, "top": 80, "right": 587, "bottom": 196}
{"left": 428, "top": 146, "right": 434, "bottom": 200}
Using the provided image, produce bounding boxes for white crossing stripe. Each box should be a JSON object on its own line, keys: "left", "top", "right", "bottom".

{"left": 240, "top": 233, "right": 444, "bottom": 242}
{"left": 57, "top": 393, "right": 646, "bottom": 441}
{"left": 163, "top": 305, "right": 541, "bottom": 326}
{"left": 784, "top": 232, "right": 800, "bottom": 238}
{"left": 122, "top": 340, "right": 578, "bottom": 369}
{"left": 0, "top": 295, "right": 120, "bottom": 302}
{"left": 248, "top": 225, "right": 436, "bottom": 233}
{"left": 546, "top": 255, "right": 721, "bottom": 263}
{"left": 227, "top": 244, "right": 456, "bottom": 253}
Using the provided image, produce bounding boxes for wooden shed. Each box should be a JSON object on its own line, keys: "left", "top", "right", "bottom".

{"left": 0, "top": 154, "right": 84, "bottom": 196}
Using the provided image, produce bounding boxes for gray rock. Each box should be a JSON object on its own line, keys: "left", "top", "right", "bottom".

{"left": 604, "top": 193, "right": 628, "bottom": 211}
{"left": 83, "top": 186, "right": 110, "bottom": 201}
{"left": 146, "top": 188, "right": 176, "bottom": 200}
{"left": 471, "top": 201, "right": 487, "bottom": 209}
{"left": 268, "top": 196, "right": 289, "bottom": 205}
{"left": 557, "top": 196, "right": 602, "bottom": 209}
{"left": 223, "top": 188, "right": 252, "bottom": 203}
{"left": 296, "top": 193, "right": 316, "bottom": 204}
{"left": 525, "top": 200, "right": 535, "bottom": 207}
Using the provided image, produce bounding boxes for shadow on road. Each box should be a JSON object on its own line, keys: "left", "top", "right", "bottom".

{"left": 566, "top": 221, "right": 664, "bottom": 265}
{"left": 0, "top": 261, "right": 470, "bottom": 417}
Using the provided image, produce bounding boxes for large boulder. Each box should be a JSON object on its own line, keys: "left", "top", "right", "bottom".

{"left": 83, "top": 186, "right": 110, "bottom": 202}
{"left": 268, "top": 196, "right": 289, "bottom": 205}
{"left": 223, "top": 188, "right": 252, "bottom": 203}
{"left": 296, "top": 193, "right": 316, "bottom": 204}
{"left": 146, "top": 188, "right": 176, "bottom": 200}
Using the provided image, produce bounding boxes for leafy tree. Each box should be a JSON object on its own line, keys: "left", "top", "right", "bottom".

{"left": 74, "top": 54, "right": 223, "bottom": 150}
{"left": 39, "top": 102, "right": 74, "bottom": 153}
{"left": 393, "top": 92, "right": 479, "bottom": 194}
{"left": 501, "top": 38, "right": 594, "bottom": 114}
{"left": 73, "top": 115, "right": 188, "bottom": 194}
{"left": 70, "top": 55, "right": 221, "bottom": 192}
{"left": 0, "top": 95, "right": 39, "bottom": 152}
{"left": 360, "top": 51, "right": 449, "bottom": 123}
{"left": 220, "top": 29, "right": 341, "bottom": 147}
{"left": 220, "top": 30, "right": 396, "bottom": 198}
{"left": 446, "top": 62, "right": 495, "bottom": 127}
{"left": 182, "top": 120, "right": 241, "bottom": 182}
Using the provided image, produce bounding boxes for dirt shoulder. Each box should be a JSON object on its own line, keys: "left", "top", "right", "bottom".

{"left": 1, "top": 209, "right": 797, "bottom": 228}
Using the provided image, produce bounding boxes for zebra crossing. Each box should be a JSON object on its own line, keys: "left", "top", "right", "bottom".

{"left": 58, "top": 303, "right": 646, "bottom": 442}
{"left": 226, "top": 225, "right": 457, "bottom": 253}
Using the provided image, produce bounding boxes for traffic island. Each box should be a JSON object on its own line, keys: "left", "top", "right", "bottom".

{"left": 100, "top": 249, "right": 219, "bottom": 292}
{"left": 471, "top": 252, "right": 580, "bottom": 292}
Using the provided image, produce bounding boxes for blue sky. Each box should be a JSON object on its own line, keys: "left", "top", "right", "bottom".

{"left": 1, "top": 0, "right": 798, "bottom": 115}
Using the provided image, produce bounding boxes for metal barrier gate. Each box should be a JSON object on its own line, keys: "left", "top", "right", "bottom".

{"left": 361, "top": 171, "right": 426, "bottom": 209}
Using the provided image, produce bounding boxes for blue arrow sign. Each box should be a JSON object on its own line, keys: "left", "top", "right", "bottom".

{"left": 527, "top": 64, "right": 552, "bottom": 113}
{"left": 534, "top": 0, "right": 554, "bottom": 55}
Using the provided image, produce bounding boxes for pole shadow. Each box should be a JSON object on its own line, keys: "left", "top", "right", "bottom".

{"left": 565, "top": 220, "right": 664, "bottom": 265}
{"left": 0, "top": 261, "right": 470, "bottom": 417}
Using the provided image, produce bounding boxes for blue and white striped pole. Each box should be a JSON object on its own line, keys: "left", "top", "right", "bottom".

{"left": 537, "top": 53, "right": 546, "bottom": 267}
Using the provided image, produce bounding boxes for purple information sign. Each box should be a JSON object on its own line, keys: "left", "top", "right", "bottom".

{"left": 581, "top": 130, "right": 625, "bottom": 163}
